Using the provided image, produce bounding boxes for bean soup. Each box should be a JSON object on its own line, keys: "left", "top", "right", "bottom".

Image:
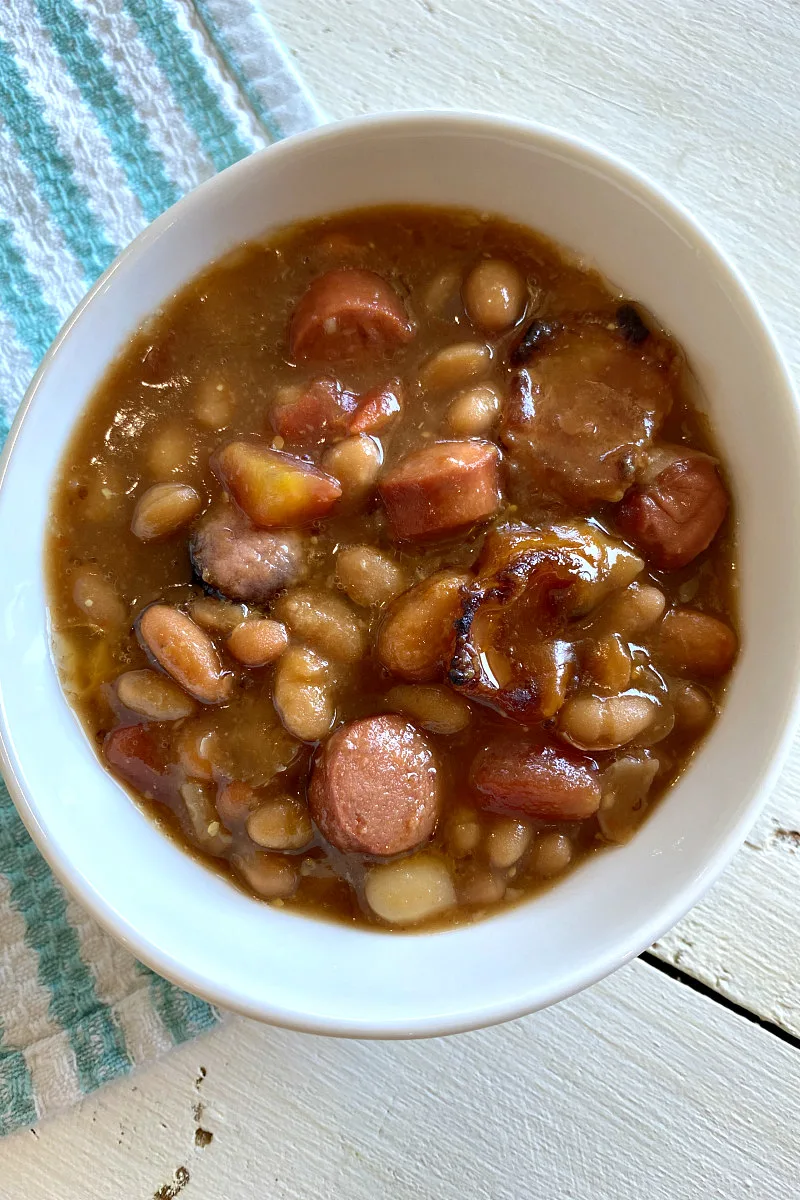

{"left": 46, "top": 207, "right": 738, "bottom": 930}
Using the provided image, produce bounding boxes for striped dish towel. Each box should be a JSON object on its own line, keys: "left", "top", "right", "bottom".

{"left": 0, "top": 0, "right": 321, "bottom": 1136}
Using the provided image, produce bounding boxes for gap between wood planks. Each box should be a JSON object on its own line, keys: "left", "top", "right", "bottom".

{"left": 640, "top": 951, "right": 800, "bottom": 1051}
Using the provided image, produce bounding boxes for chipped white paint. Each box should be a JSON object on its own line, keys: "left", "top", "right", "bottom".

{"left": 3, "top": 0, "right": 800, "bottom": 1194}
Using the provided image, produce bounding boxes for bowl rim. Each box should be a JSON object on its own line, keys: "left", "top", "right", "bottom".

{"left": 1, "top": 109, "right": 799, "bottom": 1038}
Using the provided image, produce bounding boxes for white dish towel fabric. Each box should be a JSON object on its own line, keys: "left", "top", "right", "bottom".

{"left": 0, "top": 0, "right": 321, "bottom": 1135}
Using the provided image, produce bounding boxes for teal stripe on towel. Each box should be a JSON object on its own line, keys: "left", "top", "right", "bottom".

{"left": 0, "top": 38, "right": 116, "bottom": 280}
{"left": 0, "top": 220, "right": 61, "bottom": 363}
{"left": 0, "top": 1047, "right": 37, "bottom": 1137}
{"left": 193, "top": 1, "right": 283, "bottom": 141}
{"left": 148, "top": 973, "right": 218, "bottom": 1045}
{"left": 123, "top": 0, "right": 255, "bottom": 173}
{"left": 0, "top": 784, "right": 132, "bottom": 1095}
{"left": 33, "top": 0, "right": 181, "bottom": 222}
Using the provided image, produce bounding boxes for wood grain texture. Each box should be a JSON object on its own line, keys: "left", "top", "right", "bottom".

{"left": 4, "top": 960, "right": 800, "bottom": 1199}
{"left": 268, "top": 0, "right": 800, "bottom": 1032}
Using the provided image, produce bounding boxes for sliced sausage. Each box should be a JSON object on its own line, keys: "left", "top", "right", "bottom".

{"left": 471, "top": 736, "right": 601, "bottom": 820}
{"left": 289, "top": 269, "right": 415, "bottom": 362}
{"left": 349, "top": 379, "right": 403, "bottom": 434}
{"left": 308, "top": 715, "right": 441, "bottom": 856}
{"left": 104, "top": 724, "right": 176, "bottom": 804}
{"left": 212, "top": 441, "right": 341, "bottom": 527}
{"left": 500, "top": 326, "right": 674, "bottom": 510}
{"left": 616, "top": 451, "right": 729, "bottom": 569}
{"left": 190, "top": 507, "right": 306, "bottom": 604}
{"left": 379, "top": 440, "right": 501, "bottom": 540}
{"left": 271, "top": 377, "right": 357, "bottom": 446}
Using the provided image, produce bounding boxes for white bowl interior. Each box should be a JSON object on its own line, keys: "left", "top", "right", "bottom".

{"left": 1, "top": 114, "right": 798, "bottom": 1035}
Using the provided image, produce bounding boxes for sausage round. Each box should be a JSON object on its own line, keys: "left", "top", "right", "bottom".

{"left": 616, "top": 453, "right": 728, "bottom": 569}
{"left": 471, "top": 736, "right": 601, "bottom": 820}
{"left": 190, "top": 508, "right": 306, "bottom": 604}
{"left": 308, "top": 715, "right": 441, "bottom": 856}
{"left": 289, "top": 269, "right": 415, "bottom": 362}
{"left": 379, "top": 439, "right": 501, "bottom": 540}
{"left": 271, "top": 377, "right": 357, "bottom": 446}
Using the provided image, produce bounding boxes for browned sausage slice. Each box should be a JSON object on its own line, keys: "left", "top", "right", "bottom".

{"left": 290, "top": 269, "right": 415, "bottom": 362}
{"left": 616, "top": 452, "right": 728, "bottom": 569}
{"left": 349, "top": 379, "right": 403, "bottom": 434}
{"left": 308, "top": 715, "right": 441, "bottom": 855}
{"left": 271, "top": 378, "right": 358, "bottom": 446}
{"left": 500, "top": 326, "right": 674, "bottom": 510}
{"left": 379, "top": 440, "right": 501, "bottom": 540}
{"left": 105, "top": 725, "right": 176, "bottom": 804}
{"left": 471, "top": 736, "right": 601, "bottom": 820}
{"left": 190, "top": 508, "right": 306, "bottom": 604}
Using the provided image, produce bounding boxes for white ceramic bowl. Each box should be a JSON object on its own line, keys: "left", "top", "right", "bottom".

{"left": 1, "top": 112, "right": 798, "bottom": 1038}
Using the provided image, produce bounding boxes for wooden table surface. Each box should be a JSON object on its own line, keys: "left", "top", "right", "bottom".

{"left": 4, "top": 2, "right": 800, "bottom": 1196}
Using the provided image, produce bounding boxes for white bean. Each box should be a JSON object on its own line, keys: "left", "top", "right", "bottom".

{"left": 445, "top": 383, "right": 501, "bottom": 436}
{"left": 335, "top": 545, "right": 406, "bottom": 607}
{"left": 321, "top": 434, "right": 382, "bottom": 497}
{"left": 227, "top": 618, "right": 288, "bottom": 667}
{"left": 364, "top": 855, "right": 456, "bottom": 926}
{"left": 273, "top": 588, "right": 365, "bottom": 663}
{"left": 132, "top": 482, "right": 201, "bottom": 541}
{"left": 530, "top": 833, "right": 573, "bottom": 878}
{"left": 385, "top": 684, "right": 471, "bottom": 735}
{"left": 486, "top": 817, "right": 533, "bottom": 869}
{"left": 462, "top": 260, "right": 526, "bottom": 332}
{"left": 233, "top": 852, "right": 298, "bottom": 900}
{"left": 272, "top": 645, "right": 334, "bottom": 742}
{"left": 558, "top": 691, "right": 658, "bottom": 751}
{"left": 419, "top": 342, "right": 492, "bottom": 392}
{"left": 246, "top": 796, "right": 312, "bottom": 851}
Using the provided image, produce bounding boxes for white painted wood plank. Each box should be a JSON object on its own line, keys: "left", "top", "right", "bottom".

{"left": 2, "top": 959, "right": 799, "bottom": 1199}
{"left": 267, "top": 0, "right": 800, "bottom": 1031}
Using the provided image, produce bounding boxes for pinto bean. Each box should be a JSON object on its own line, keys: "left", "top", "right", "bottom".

{"left": 672, "top": 682, "right": 716, "bottom": 734}
{"left": 377, "top": 570, "right": 469, "bottom": 682}
{"left": 656, "top": 608, "right": 737, "bottom": 678}
{"left": 72, "top": 569, "right": 127, "bottom": 630}
{"left": 272, "top": 645, "right": 334, "bottom": 742}
{"left": 419, "top": 342, "right": 492, "bottom": 392}
{"left": 617, "top": 452, "right": 728, "bottom": 569}
{"left": 233, "top": 852, "right": 298, "bottom": 900}
{"left": 213, "top": 441, "right": 341, "bottom": 527}
{"left": 471, "top": 737, "right": 601, "bottom": 820}
{"left": 131, "top": 483, "right": 201, "bottom": 541}
{"left": 137, "top": 605, "right": 232, "bottom": 705}
{"left": 227, "top": 618, "right": 288, "bottom": 667}
{"left": 273, "top": 588, "right": 365, "bottom": 663}
{"left": 188, "top": 596, "right": 248, "bottom": 637}
{"left": 558, "top": 691, "right": 658, "bottom": 751}
{"left": 335, "top": 545, "right": 407, "bottom": 607}
{"left": 379, "top": 440, "right": 501, "bottom": 540}
{"left": 289, "top": 269, "right": 414, "bottom": 361}
{"left": 246, "top": 796, "right": 313, "bottom": 851}
{"left": 115, "top": 669, "right": 196, "bottom": 721}
{"left": 598, "top": 582, "right": 666, "bottom": 638}
{"left": 216, "top": 780, "right": 258, "bottom": 829}
{"left": 385, "top": 684, "right": 472, "bottom": 735}
{"left": 321, "top": 434, "right": 382, "bottom": 498}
